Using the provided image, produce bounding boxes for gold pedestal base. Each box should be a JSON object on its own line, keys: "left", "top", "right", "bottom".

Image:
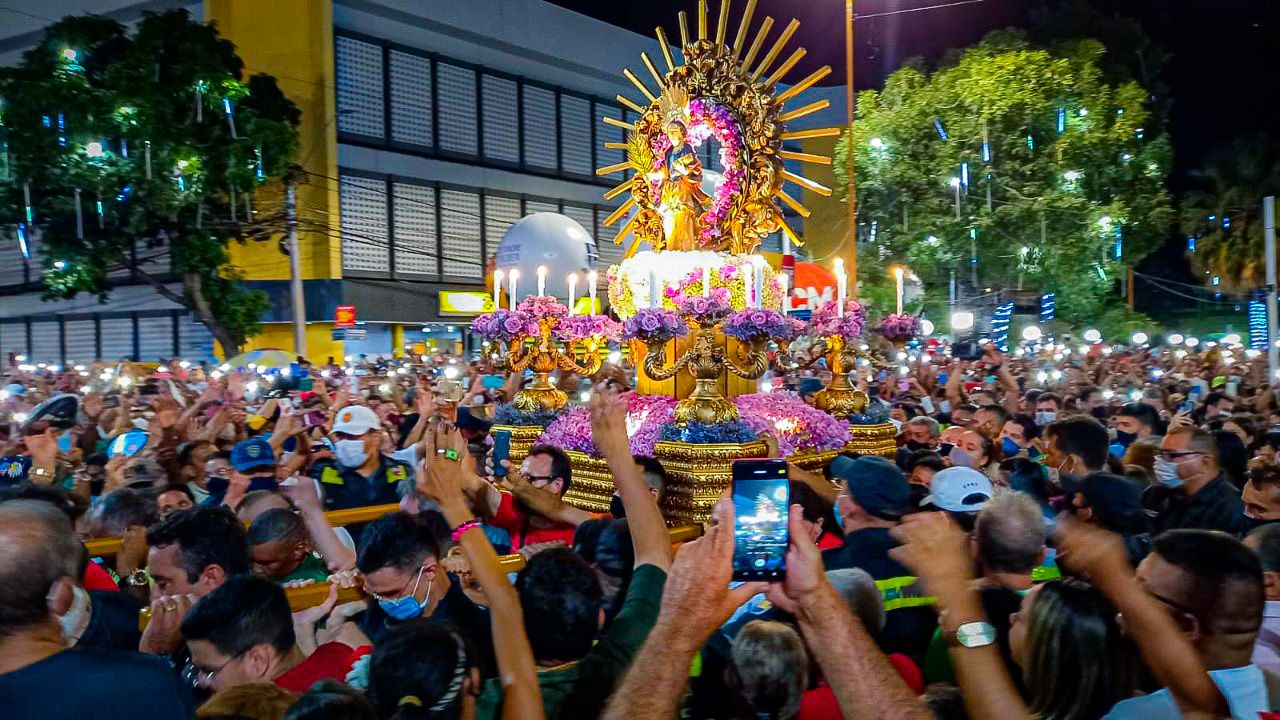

{"left": 654, "top": 440, "right": 768, "bottom": 523}
{"left": 562, "top": 451, "right": 614, "bottom": 513}
{"left": 511, "top": 372, "right": 567, "bottom": 412}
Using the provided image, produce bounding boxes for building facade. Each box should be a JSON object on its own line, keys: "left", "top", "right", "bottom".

{"left": 0, "top": 0, "right": 844, "bottom": 363}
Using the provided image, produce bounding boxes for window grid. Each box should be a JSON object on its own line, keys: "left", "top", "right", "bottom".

{"left": 439, "top": 189, "right": 483, "bottom": 280}
{"left": 436, "top": 63, "right": 479, "bottom": 156}
{"left": 392, "top": 182, "right": 438, "bottom": 277}
{"left": 339, "top": 175, "right": 390, "bottom": 273}
{"left": 335, "top": 36, "right": 385, "bottom": 138}
{"left": 389, "top": 50, "right": 433, "bottom": 148}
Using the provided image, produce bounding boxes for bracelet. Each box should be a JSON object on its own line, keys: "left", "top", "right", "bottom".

{"left": 450, "top": 519, "right": 481, "bottom": 543}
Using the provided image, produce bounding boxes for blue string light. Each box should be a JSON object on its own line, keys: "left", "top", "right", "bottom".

{"left": 933, "top": 118, "right": 949, "bottom": 141}
{"left": 56, "top": 113, "right": 65, "bottom": 146}
{"left": 1026, "top": 132, "right": 1034, "bottom": 151}
{"left": 16, "top": 223, "right": 29, "bottom": 259}
{"left": 1212, "top": 276, "right": 1221, "bottom": 286}
{"left": 1251, "top": 299, "right": 1269, "bottom": 350}
{"left": 981, "top": 142, "right": 991, "bottom": 163}
{"left": 41, "top": 115, "right": 51, "bottom": 128}
{"left": 961, "top": 162, "right": 970, "bottom": 188}
{"left": 992, "top": 302, "right": 1014, "bottom": 352}
{"left": 1187, "top": 237, "right": 1196, "bottom": 253}
{"left": 255, "top": 147, "right": 264, "bottom": 179}
{"left": 115, "top": 185, "right": 132, "bottom": 202}
{"left": 1113, "top": 225, "right": 1123, "bottom": 260}
{"left": 1039, "top": 292, "right": 1056, "bottom": 322}
{"left": 1056, "top": 107, "right": 1066, "bottom": 134}
{"left": 1223, "top": 216, "right": 1231, "bottom": 229}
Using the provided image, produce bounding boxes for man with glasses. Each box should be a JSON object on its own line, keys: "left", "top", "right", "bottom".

{"left": 1144, "top": 427, "right": 1247, "bottom": 536}
{"left": 0, "top": 500, "right": 193, "bottom": 719}
{"left": 457, "top": 443, "right": 584, "bottom": 551}
{"left": 1105, "top": 529, "right": 1266, "bottom": 719}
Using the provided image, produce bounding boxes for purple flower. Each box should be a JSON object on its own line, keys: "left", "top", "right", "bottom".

{"left": 733, "top": 392, "right": 851, "bottom": 455}
{"left": 876, "top": 313, "right": 923, "bottom": 342}
{"left": 640, "top": 314, "right": 660, "bottom": 332}
{"left": 503, "top": 317, "right": 523, "bottom": 334}
{"left": 624, "top": 308, "right": 687, "bottom": 344}
{"left": 722, "top": 309, "right": 793, "bottom": 341}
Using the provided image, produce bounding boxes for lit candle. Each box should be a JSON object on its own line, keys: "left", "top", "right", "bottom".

{"left": 493, "top": 269, "right": 504, "bottom": 309}
{"left": 587, "top": 270, "right": 598, "bottom": 312}
{"left": 783, "top": 235, "right": 792, "bottom": 257}
{"left": 834, "top": 259, "right": 846, "bottom": 317}
{"left": 567, "top": 273, "right": 577, "bottom": 315}
{"left": 508, "top": 269, "right": 519, "bottom": 311}
{"left": 893, "top": 266, "right": 905, "bottom": 315}
{"left": 649, "top": 271, "right": 659, "bottom": 308}
{"left": 537, "top": 265, "right": 547, "bottom": 297}
{"left": 702, "top": 266, "right": 711, "bottom": 298}
{"left": 753, "top": 259, "right": 765, "bottom": 309}
{"left": 778, "top": 275, "right": 789, "bottom": 316}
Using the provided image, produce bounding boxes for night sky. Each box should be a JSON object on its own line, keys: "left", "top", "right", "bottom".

{"left": 549, "top": 0, "right": 1280, "bottom": 181}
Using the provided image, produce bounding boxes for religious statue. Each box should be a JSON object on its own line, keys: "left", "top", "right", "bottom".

{"left": 647, "top": 87, "right": 711, "bottom": 252}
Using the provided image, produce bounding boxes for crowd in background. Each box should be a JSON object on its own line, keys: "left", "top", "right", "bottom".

{"left": 2, "top": 337, "right": 1280, "bottom": 719}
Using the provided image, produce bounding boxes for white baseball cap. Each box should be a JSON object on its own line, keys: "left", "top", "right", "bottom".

{"left": 920, "top": 467, "right": 993, "bottom": 513}
{"left": 332, "top": 405, "right": 380, "bottom": 435}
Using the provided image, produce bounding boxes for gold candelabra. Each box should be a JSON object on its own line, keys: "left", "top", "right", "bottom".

{"left": 640, "top": 324, "right": 769, "bottom": 425}
{"left": 787, "top": 334, "right": 869, "bottom": 419}
{"left": 488, "top": 318, "right": 605, "bottom": 412}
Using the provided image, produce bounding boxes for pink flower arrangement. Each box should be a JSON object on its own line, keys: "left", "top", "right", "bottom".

{"left": 876, "top": 314, "right": 923, "bottom": 343}
{"left": 722, "top": 308, "right": 797, "bottom": 342}
{"left": 517, "top": 295, "right": 569, "bottom": 320}
{"left": 537, "top": 392, "right": 677, "bottom": 456}
{"left": 687, "top": 98, "right": 746, "bottom": 246}
{"left": 551, "top": 315, "right": 623, "bottom": 343}
{"left": 733, "top": 392, "right": 852, "bottom": 456}
{"left": 674, "top": 287, "right": 732, "bottom": 326}
{"left": 472, "top": 310, "right": 537, "bottom": 343}
{"left": 624, "top": 307, "right": 688, "bottom": 344}
{"left": 808, "top": 300, "right": 866, "bottom": 339}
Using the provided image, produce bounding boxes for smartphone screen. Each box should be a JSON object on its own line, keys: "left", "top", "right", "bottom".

{"left": 731, "top": 459, "right": 790, "bottom": 581}
{"left": 482, "top": 374, "right": 505, "bottom": 390}
{"left": 492, "top": 430, "right": 511, "bottom": 478}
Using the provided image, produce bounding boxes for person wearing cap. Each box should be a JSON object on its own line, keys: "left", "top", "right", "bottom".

{"left": 822, "top": 455, "right": 936, "bottom": 656}
{"left": 215, "top": 437, "right": 280, "bottom": 510}
{"left": 919, "top": 466, "right": 993, "bottom": 531}
{"left": 312, "top": 405, "right": 409, "bottom": 513}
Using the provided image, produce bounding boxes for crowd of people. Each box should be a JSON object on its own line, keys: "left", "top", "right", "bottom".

{"left": 2, "top": 338, "right": 1280, "bottom": 719}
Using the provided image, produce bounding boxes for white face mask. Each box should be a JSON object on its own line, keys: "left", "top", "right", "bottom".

{"left": 335, "top": 439, "right": 369, "bottom": 469}
{"left": 1034, "top": 411, "right": 1058, "bottom": 426}
{"left": 1153, "top": 456, "right": 1184, "bottom": 488}
{"left": 58, "top": 585, "right": 91, "bottom": 647}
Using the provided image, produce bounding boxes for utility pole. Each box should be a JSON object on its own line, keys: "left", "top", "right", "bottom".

{"left": 1265, "top": 195, "right": 1277, "bottom": 382}
{"left": 286, "top": 179, "right": 307, "bottom": 358}
{"left": 844, "top": 0, "right": 858, "bottom": 297}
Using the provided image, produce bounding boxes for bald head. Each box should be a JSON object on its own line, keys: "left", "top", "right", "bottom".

{"left": 0, "top": 500, "right": 81, "bottom": 636}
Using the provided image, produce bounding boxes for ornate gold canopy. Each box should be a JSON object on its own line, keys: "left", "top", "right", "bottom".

{"left": 596, "top": 0, "right": 840, "bottom": 257}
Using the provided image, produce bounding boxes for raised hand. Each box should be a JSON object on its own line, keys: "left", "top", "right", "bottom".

{"left": 765, "top": 504, "right": 829, "bottom": 615}
{"left": 588, "top": 382, "right": 630, "bottom": 458}
{"left": 890, "top": 511, "right": 975, "bottom": 607}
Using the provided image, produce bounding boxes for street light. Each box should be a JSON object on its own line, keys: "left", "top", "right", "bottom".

{"left": 920, "top": 319, "right": 935, "bottom": 336}
{"left": 1167, "top": 333, "right": 1184, "bottom": 345}
{"left": 1022, "top": 326, "right": 1043, "bottom": 341}
{"left": 951, "top": 311, "right": 975, "bottom": 331}
{"left": 1131, "top": 331, "right": 1149, "bottom": 345}
{"left": 1083, "top": 328, "right": 1102, "bottom": 343}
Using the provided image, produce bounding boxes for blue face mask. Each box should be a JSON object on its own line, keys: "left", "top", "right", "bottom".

{"left": 377, "top": 567, "right": 433, "bottom": 621}
{"left": 832, "top": 500, "right": 844, "bottom": 532}
{"left": 1001, "top": 437, "right": 1021, "bottom": 457}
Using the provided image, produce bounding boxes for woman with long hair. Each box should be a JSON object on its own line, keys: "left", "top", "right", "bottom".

{"left": 1007, "top": 579, "right": 1139, "bottom": 720}
{"left": 368, "top": 621, "right": 479, "bottom": 720}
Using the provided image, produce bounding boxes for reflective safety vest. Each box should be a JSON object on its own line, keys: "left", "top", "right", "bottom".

{"left": 876, "top": 576, "right": 936, "bottom": 611}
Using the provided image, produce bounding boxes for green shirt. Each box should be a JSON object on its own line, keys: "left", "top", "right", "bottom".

{"left": 279, "top": 553, "right": 330, "bottom": 585}
{"left": 476, "top": 563, "right": 668, "bottom": 720}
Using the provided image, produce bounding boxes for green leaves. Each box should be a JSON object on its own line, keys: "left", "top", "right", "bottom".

{"left": 835, "top": 29, "right": 1172, "bottom": 324}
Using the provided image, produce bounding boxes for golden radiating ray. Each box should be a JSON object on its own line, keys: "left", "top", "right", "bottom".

{"left": 596, "top": 161, "right": 633, "bottom": 177}
{"left": 764, "top": 48, "right": 805, "bottom": 88}
{"left": 603, "top": 179, "right": 632, "bottom": 201}
{"left": 741, "top": 16, "right": 774, "bottom": 69}
{"left": 716, "top": 0, "right": 731, "bottom": 45}
{"left": 615, "top": 94, "right": 645, "bottom": 115}
{"left": 678, "top": 11, "right": 690, "bottom": 48}
{"left": 698, "top": 0, "right": 708, "bottom": 40}
{"left": 775, "top": 188, "right": 812, "bottom": 218}
{"left": 604, "top": 142, "right": 628, "bottom": 150}
{"left": 625, "top": 231, "right": 647, "bottom": 258}
{"left": 602, "top": 197, "right": 636, "bottom": 226}
{"left": 781, "top": 126, "right": 841, "bottom": 141}
{"left": 603, "top": 116, "right": 636, "bottom": 131}
{"left": 623, "top": 69, "right": 657, "bottom": 102}
{"left": 778, "top": 99, "right": 829, "bottom": 122}
{"left": 655, "top": 27, "right": 676, "bottom": 72}
{"left": 731, "top": 0, "right": 757, "bottom": 59}
{"left": 751, "top": 18, "right": 800, "bottom": 81}
{"left": 613, "top": 213, "right": 638, "bottom": 245}
{"left": 779, "top": 149, "right": 832, "bottom": 166}
{"left": 641, "top": 53, "right": 665, "bottom": 91}
{"left": 777, "top": 66, "right": 832, "bottom": 104}
{"left": 778, "top": 219, "right": 802, "bottom": 247}
{"left": 782, "top": 170, "right": 833, "bottom": 197}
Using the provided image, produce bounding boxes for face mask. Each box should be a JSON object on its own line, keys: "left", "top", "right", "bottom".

{"left": 939, "top": 401, "right": 952, "bottom": 415}
{"left": 1114, "top": 430, "right": 1137, "bottom": 449}
{"left": 1001, "top": 437, "right": 1021, "bottom": 457}
{"left": 609, "top": 494, "right": 626, "bottom": 519}
{"left": 1153, "top": 456, "right": 1184, "bottom": 488}
{"left": 904, "top": 440, "right": 930, "bottom": 452}
{"left": 378, "top": 567, "right": 434, "bottom": 621}
{"left": 1090, "top": 406, "right": 1108, "bottom": 419}
{"left": 948, "top": 446, "right": 976, "bottom": 468}
{"left": 832, "top": 497, "right": 844, "bottom": 532}
{"left": 58, "top": 585, "right": 91, "bottom": 647}
{"left": 335, "top": 439, "right": 369, "bottom": 469}
{"left": 206, "top": 475, "right": 229, "bottom": 497}
{"left": 1034, "top": 411, "right": 1057, "bottom": 426}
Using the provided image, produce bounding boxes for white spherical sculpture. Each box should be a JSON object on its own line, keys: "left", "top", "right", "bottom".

{"left": 494, "top": 213, "right": 599, "bottom": 304}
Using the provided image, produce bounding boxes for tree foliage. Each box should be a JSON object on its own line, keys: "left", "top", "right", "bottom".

{"left": 0, "top": 10, "right": 300, "bottom": 353}
{"left": 835, "top": 30, "right": 1173, "bottom": 322}
{"left": 1180, "top": 134, "right": 1280, "bottom": 293}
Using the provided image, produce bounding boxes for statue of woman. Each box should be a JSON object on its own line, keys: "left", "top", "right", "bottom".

{"left": 657, "top": 120, "right": 711, "bottom": 252}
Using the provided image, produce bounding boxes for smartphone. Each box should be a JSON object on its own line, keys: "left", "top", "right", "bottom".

{"left": 481, "top": 374, "right": 505, "bottom": 390}
{"left": 492, "top": 430, "right": 512, "bottom": 478}
{"left": 1177, "top": 400, "right": 1194, "bottom": 414}
{"left": 731, "top": 459, "right": 790, "bottom": 581}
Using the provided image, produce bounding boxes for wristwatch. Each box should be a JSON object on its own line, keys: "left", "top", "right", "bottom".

{"left": 948, "top": 621, "right": 997, "bottom": 649}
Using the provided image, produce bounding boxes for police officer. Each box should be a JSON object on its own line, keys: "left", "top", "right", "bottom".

{"left": 314, "top": 405, "right": 409, "bottom": 512}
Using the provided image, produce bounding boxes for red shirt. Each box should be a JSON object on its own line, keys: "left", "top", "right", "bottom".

{"left": 83, "top": 560, "right": 119, "bottom": 592}
{"left": 797, "top": 654, "right": 924, "bottom": 719}
{"left": 816, "top": 533, "right": 845, "bottom": 551}
{"left": 492, "top": 492, "right": 577, "bottom": 551}
{"left": 274, "top": 643, "right": 370, "bottom": 694}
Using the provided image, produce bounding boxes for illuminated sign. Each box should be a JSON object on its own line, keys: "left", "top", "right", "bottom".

{"left": 439, "top": 292, "right": 495, "bottom": 316}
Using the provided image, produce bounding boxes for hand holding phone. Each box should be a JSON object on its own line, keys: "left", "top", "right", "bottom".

{"left": 731, "top": 459, "right": 790, "bottom": 581}
{"left": 491, "top": 430, "right": 512, "bottom": 478}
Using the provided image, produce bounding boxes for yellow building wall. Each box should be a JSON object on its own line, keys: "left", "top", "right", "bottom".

{"left": 205, "top": 0, "right": 343, "bottom": 361}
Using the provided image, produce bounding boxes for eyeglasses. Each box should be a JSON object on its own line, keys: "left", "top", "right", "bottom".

{"left": 365, "top": 565, "right": 426, "bottom": 603}
{"left": 524, "top": 475, "right": 554, "bottom": 487}
{"left": 1159, "top": 450, "right": 1203, "bottom": 461}
{"left": 182, "top": 651, "right": 243, "bottom": 688}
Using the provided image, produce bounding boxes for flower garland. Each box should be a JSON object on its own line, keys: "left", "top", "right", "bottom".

{"left": 537, "top": 392, "right": 677, "bottom": 456}
{"left": 516, "top": 295, "right": 569, "bottom": 320}
{"left": 623, "top": 307, "right": 688, "bottom": 344}
{"left": 687, "top": 98, "right": 746, "bottom": 246}
{"left": 672, "top": 286, "right": 732, "bottom": 326}
{"left": 722, "top": 308, "right": 797, "bottom": 342}
{"left": 551, "top": 315, "right": 623, "bottom": 343}
{"left": 808, "top": 300, "right": 867, "bottom": 339}
{"left": 472, "top": 310, "right": 538, "bottom": 343}
{"left": 876, "top": 313, "right": 923, "bottom": 343}
{"left": 733, "top": 392, "right": 852, "bottom": 455}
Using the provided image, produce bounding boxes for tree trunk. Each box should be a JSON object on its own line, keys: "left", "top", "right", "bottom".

{"left": 183, "top": 272, "right": 242, "bottom": 356}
